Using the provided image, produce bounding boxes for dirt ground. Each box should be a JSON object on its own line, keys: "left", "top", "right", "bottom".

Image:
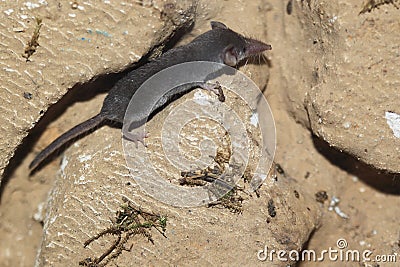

{"left": 0, "top": 0, "right": 399, "bottom": 266}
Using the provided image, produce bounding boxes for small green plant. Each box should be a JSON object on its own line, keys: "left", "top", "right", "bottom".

{"left": 79, "top": 197, "right": 167, "bottom": 267}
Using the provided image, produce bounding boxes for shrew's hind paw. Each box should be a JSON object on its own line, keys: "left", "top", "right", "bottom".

{"left": 123, "top": 131, "right": 149, "bottom": 148}
{"left": 201, "top": 81, "right": 225, "bottom": 102}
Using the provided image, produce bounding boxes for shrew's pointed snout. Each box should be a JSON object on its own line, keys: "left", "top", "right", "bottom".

{"left": 244, "top": 37, "right": 272, "bottom": 57}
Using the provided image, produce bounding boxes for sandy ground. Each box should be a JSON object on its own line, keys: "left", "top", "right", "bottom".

{"left": 0, "top": 0, "right": 399, "bottom": 266}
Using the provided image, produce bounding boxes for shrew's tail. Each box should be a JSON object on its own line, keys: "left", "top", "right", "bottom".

{"left": 29, "top": 114, "right": 105, "bottom": 170}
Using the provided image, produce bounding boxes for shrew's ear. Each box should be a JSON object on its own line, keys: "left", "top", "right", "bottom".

{"left": 210, "top": 21, "right": 228, "bottom": 30}
{"left": 222, "top": 44, "right": 238, "bottom": 66}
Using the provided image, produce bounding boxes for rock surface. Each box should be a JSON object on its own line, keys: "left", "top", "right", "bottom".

{"left": 0, "top": 0, "right": 399, "bottom": 266}
{"left": 277, "top": 0, "right": 400, "bottom": 173}
{"left": 0, "top": 0, "right": 192, "bottom": 180}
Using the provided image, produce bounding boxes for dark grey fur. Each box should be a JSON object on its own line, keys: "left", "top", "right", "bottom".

{"left": 30, "top": 21, "right": 271, "bottom": 170}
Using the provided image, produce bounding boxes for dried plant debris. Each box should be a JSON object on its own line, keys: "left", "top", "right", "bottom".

{"left": 180, "top": 131, "right": 233, "bottom": 188}
{"left": 315, "top": 190, "right": 328, "bottom": 204}
{"left": 23, "top": 17, "right": 42, "bottom": 61}
{"left": 180, "top": 164, "right": 246, "bottom": 213}
{"left": 274, "top": 163, "right": 285, "bottom": 176}
{"left": 207, "top": 187, "right": 245, "bottom": 214}
{"left": 360, "top": 0, "right": 399, "bottom": 14}
{"left": 79, "top": 197, "right": 167, "bottom": 267}
{"left": 267, "top": 199, "right": 276, "bottom": 218}
{"left": 180, "top": 164, "right": 228, "bottom": 187}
